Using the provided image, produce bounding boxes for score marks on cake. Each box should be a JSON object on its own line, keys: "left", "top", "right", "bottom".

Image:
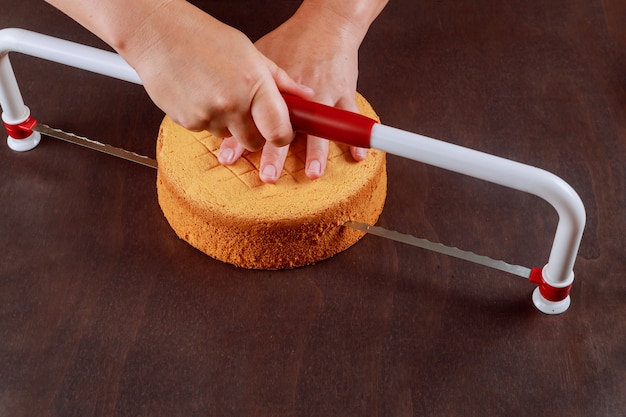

{"left": 192, "top": 132, "right": 353, "bottom": 190}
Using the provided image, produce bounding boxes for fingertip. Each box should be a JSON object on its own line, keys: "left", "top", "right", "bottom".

{"left": 351, "top": 147, "right": 368, "bottom": 161}
{"left": 218, "top": 147, "right": 235, "bottom": 165}
{"left": 306, "top": 159, "right": 324, "bottom": 179}
{"left": 258, "top": 140, "right": 290, "bottom": 183}
{"left": 260, "top": 163, "right": 279, "bottom": 183}
{"left": 304, "top": 135, "right": 329, "bottom": 179}
{"left": 218, "top": 137, "right": 246, "bottom": 164}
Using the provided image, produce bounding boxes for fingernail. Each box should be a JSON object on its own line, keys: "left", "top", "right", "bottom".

{"left": 219, "top": 148, "right": 234, "bottom": 164}
{"left": 261, "top": 164, "right": 277, "bottom": 182}
{"left": 354, "top": 148, "right": 367, "bottom": 160}
{"left": 306, "top": 160, "right": 322, "bottom": 178}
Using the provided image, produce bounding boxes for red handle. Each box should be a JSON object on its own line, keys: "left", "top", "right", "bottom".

{"left": 281, "top": 94, "right": 376, "bottom": 148}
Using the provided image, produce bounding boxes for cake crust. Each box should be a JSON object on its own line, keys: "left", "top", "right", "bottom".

{"left": 156, "top": 94, "right": 386, "bottom": 269}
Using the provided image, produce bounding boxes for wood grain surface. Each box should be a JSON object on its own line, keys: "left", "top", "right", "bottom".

{"left": 1, "top": 1, "right": 624, "bottom": 416}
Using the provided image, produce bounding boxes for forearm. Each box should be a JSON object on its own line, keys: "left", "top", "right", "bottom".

{"left": 44, "top": 0, "right": 312, "bottom": 151}
{"left": 44, "top": 0, "right": 162, "bottom": 48}
{"left": 43, "top": 0, "right": 220, "bottom": 64}
{"left": 295, "top": 0, "right": 389, "bottom": 45}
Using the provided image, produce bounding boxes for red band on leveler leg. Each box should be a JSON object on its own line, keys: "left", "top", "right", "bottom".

{"left": 3, "top": 114, "right": 37, "bottom": 139}
{"left": 529, "top": 267, "right": 572, "bottom": 302}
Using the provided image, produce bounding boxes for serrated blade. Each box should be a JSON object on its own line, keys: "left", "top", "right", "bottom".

{"left": 32, "top": 122, "right": 532, "bottom": 278}
{"left": 344, "top": 220, "right": 532, "bottom": 278}
{"left": 33, "top": 123, "right": 157, "bottom": 169}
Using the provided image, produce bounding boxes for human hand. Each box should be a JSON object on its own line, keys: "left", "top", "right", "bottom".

{"left": 122, "top": 1, "right": 313, "bottom": 151}
{"left": 45, "top": 0, "right": 385, "bottom": 181}
{"left": 217, "top": 5, "right": 368, "bottom": 183}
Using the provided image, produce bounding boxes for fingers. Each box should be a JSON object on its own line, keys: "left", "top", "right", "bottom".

{"left": 301, "top": 94, "right": 335, "bottom": 179}
{"left": 305, "top": 136, "right": 329, "bottom": 180}
{"left": 221, "top": 68, "right": 308, "bottom": 152}
{"left": 226, "top": 111, "right": 267, "bottom": 152}
{"left": 350, "top": 145, "right": 368, "bottom": 161}
{"left": 220, "top": 59, "right": 314, "bottom": 182}
{"left": 249, "top": 89, "right": 294, "bottom": 149}
{"left": 303, "top": 95, "right": 367, "bottom": 179}
{"left": 216, "top": 62, "right": 306, "bottom": 181}
{"left": 336, "top": 95, "right": 368, "bottom": 162}
{"left": 259, "top": 141, "right": 290, "bottom": 183}
{"left": 218, "top": 135, "right": 290, "bottom": 184}
{"left": 249, "top": 59, "right": 313, "bottom": 148}
{"left": 218, "top": 79, "right": 367, "bottom": 183}
{"left": 218, "top": 136, "right": 246, "bottom": 165}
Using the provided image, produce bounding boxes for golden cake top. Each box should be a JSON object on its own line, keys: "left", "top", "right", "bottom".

{"left": 156, "top": 94, "right": 384, "bottom": 222}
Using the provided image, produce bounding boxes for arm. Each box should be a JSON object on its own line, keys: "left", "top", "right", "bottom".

{"left": 218, "top": 0, "right": 389, "bottom": 182}
{"left": 44, "top": 0, "right": 313, "bottom": 150}
{"left": 294, "top": 0, "right": 389, "bottom": 44}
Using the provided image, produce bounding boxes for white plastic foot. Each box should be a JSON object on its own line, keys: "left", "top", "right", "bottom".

{"left": 7, "top": 130, "right": 40, "bottom": 152}
{"left": 532, "top": 287, "right": 571, "bottom": 315}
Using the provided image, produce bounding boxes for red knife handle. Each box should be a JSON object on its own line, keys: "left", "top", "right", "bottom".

{"left": 281, "top": 94, "right": 376, "bottom": 148}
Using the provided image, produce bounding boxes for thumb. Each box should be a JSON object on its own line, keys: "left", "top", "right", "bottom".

{"left": 249, "top": 83, "right": 295, "bottom": 148}
{"left": 250, "top": 57, "right": 314, "bottom": 147}
{"left": 250, "top": 61, "right": 314, "bottom": 147}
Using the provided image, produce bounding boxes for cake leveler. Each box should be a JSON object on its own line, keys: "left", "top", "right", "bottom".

{"left": 0, "top": 29, "right": 586, "bottom": 314}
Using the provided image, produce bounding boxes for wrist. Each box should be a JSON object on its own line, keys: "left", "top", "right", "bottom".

{"left": 113, "top": 0, "right": 226, "bottom": 73}
{"left": 293, "top": 1, "right": 375, "bottom": 48}
{"left": 110, "top": 0, "right": 179, "bottom": 62}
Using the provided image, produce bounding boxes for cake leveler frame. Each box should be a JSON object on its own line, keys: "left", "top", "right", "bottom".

{"left": 0, "top": 29, "right": 586, "bottom": 314}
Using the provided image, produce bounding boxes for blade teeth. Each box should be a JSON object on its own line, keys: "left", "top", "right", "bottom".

{"left": 344, "top": 221, "right": 531, "bottom": 277}
{"left": 34, "top": 123, "right": 157, "bottom": 168}
{"left": 41, "top": 123, "right": 105, "bottom": 146}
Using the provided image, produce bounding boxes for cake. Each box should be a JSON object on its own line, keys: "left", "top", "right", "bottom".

{"left": 156, "top": 94, "right": 387, "bottom": 269}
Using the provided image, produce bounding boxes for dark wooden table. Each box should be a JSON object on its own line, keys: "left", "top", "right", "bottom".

{"left": 1, "top": 1, "right": 624, "bottom": 416}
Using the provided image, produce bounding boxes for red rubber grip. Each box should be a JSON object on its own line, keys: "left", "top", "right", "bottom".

{"left": 281, "top": 94, "right": 375, "bottom": 148}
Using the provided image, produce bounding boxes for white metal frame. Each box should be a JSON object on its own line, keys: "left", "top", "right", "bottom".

{"left": 0, "top": 29, "right": 586, "bottom": 314}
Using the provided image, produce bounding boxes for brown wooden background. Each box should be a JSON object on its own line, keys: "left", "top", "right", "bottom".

{"left": 1, "top": 1, "right": 624, "bottom": 416}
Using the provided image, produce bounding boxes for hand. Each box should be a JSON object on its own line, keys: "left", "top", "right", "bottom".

{"left": 45, "top": 0, "right": 386, "bottom": 181}
{"left": 122, "top": 1, "right": 313, "bottom": 151}
{"left": 218, "top": 5, "right": 368, "bottom": 183}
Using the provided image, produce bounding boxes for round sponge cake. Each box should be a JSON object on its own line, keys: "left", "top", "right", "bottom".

{"left": 156, "top": 94, "right": 386, "bottom": 269}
